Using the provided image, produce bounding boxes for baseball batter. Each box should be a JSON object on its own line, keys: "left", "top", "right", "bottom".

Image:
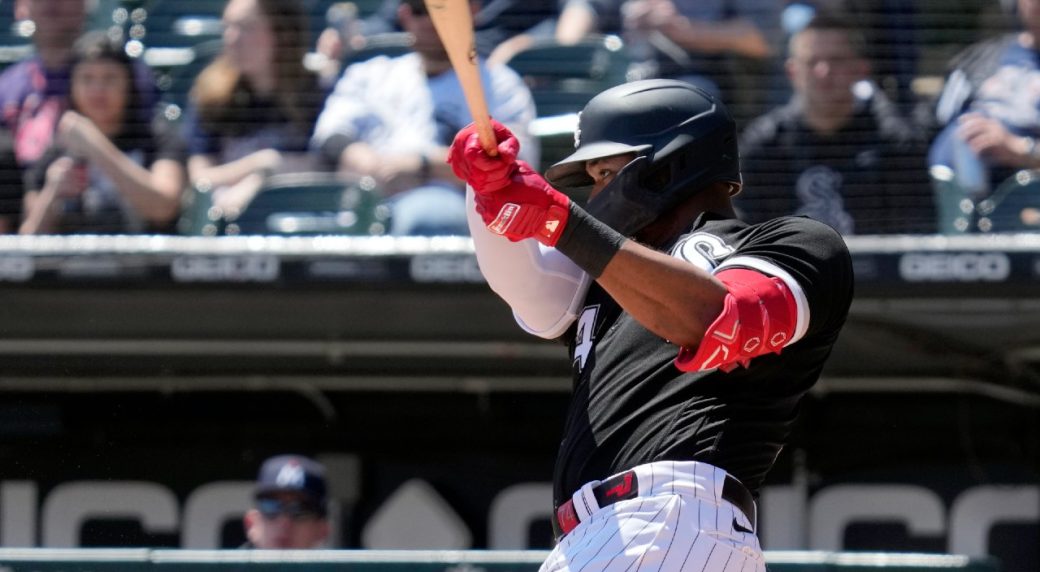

{"left": 448, "top": 79, "right": 854, "bottom": 571}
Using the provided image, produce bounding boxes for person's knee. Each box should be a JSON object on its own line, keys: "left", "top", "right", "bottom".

{"left": 388, "top": 185, "right": 469, "bottom": 236}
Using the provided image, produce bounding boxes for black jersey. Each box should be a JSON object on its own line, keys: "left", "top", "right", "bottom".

{"left": 735, "top": 92, "right": 934, "bottom": 235}
{"left": 553, "top": 214, "right": 853, "bottom": 506}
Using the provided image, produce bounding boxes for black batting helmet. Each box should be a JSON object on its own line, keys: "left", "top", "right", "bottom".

{"left": 545, "top": 79, "right": 741, "bottom": 235}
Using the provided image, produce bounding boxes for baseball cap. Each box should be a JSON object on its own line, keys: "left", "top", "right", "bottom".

{"left": 254, "top": 455, "right": 328, "bottom": 515}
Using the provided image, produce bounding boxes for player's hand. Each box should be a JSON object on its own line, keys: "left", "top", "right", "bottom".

{"left": 448, "top": 119, "right": 520, "bottom": 194}
{"left": 473, "top": 160, "right": 571, "bottom": 246}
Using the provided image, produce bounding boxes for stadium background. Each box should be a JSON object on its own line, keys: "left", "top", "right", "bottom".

{"left": 0, "top": 1, "right": 1036, "bottom": 572}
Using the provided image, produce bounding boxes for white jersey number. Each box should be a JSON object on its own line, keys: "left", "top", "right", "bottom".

{"left": 573, "top": 305, "right": 599, "bottom": 372}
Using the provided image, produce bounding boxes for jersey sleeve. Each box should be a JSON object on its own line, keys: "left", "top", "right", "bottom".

{"left": 466, "top": 187, "right": 591, "bottom": 339}
{"left": 713, "top": 217, "right": 853, "bottom": 344}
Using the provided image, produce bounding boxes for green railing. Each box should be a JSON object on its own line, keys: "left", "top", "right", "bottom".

{"left": 0, "top": 549, "right": 1001, "bottom": 572}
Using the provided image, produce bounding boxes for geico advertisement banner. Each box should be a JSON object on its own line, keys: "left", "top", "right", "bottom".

{"left": 0, "top": 391, "right": 1033, "bottom": 571}
{"left": 0, "top": 477, "right": 1035, "bottom": 569}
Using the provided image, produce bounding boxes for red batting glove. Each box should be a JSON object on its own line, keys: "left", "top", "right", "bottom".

{"left": 448, "top": 119, "right": 520, "bottom": 194}
{"left": 474, "top": 161, "right": 571, "bottom": 246}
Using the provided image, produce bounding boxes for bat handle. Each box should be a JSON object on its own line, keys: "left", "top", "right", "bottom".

{"left": 476, "top": 118, "right": 498, "bottom": 157}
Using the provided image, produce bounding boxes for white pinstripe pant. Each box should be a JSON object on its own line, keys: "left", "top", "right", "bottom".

{"left": 540, "top": 461, "right": 765, "bottom": 572}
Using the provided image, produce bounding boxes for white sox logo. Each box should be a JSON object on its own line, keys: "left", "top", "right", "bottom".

{"left": 573, "top": 112, "right": 582, "bottom": 148}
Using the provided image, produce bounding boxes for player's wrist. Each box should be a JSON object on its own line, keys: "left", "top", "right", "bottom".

{"left": 553, "top": 203, "right": 625, "bottom": 278}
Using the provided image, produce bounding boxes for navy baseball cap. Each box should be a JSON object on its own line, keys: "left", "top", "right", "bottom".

{"left": 254, "top": 455, "right": 328, "bottom": 514}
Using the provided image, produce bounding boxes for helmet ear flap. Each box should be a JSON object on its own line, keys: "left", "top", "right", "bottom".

{"left": 639, "top": 160, "right": 672, "bottom": 193}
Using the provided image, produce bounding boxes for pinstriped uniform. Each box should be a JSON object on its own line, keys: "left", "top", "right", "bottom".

{"left": 542, "top": 216, "right": 852, "bottom": 572}
{"left": 540, "top": 461, "right": 764, "bottom": 572}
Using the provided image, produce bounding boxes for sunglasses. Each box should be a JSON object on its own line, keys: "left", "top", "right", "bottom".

{"left": 256, "top": 498, "right": 323, "bottom": 521}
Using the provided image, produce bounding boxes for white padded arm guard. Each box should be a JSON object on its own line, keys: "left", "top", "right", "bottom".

{"left": 466, "top": 187, "right": 591, "bottom": 339}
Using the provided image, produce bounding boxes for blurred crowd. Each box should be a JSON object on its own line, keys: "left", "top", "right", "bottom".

{"left": 0, "top": 0, "right": 1036, "bottom": 237}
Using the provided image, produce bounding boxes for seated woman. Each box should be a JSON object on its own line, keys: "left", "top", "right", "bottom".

{"left": 20, "top": 32, "right": 187, "bottom": 235}
{"left": 183, "top": 0, "right": 326, "bottom": 221}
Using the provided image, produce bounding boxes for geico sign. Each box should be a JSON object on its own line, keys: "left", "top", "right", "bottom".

{"left": 0, "top": 255, "right": 34, "bottom": 282}
{"left": 171, "top": 255, "right": 280, "bottom": 282}
{"left": 409, "top": 255, "right": 484, "bottom": 283}
{"left": 0, "top": 480, "right": 1036, "bottom": 559}
{"left": 899, "top": 253, "right": 1010, "bottom": 282}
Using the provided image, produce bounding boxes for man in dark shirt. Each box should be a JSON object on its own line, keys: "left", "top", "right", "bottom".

{"left": 449, "top": 79, "right": 853, "bottom": 571}
{"left": 736, "top": 12, "right": 934, "bottom": 235}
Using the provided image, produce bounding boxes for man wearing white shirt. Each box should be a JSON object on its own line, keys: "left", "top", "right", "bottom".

{"left": 311, "top": 0, "right": 539, "bottom": 236}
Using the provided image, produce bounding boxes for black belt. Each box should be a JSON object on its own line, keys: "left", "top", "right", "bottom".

{"left": 554, "top": 470, "right": 756, "bottom": 537}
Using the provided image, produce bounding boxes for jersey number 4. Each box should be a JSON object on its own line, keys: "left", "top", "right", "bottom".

{"left": 573, "top": 305, "right": 599, "bottom": 373}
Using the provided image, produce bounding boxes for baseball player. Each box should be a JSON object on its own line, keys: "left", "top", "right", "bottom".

{"left": 448, "top": 79, "right": 854, "bottom": 571}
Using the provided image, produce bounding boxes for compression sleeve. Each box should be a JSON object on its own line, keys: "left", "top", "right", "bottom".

{"left": 466, "top": 187, "right": 591, "bottom": 339}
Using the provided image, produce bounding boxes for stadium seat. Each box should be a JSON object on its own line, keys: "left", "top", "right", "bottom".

{"left": 931, "top": 166, "right": 1040, "bottom": 234}
{"left": 0, "top": 1, "right": 33, "bottom": 72}
{"left": 505, "top": 35, "right": 629, "bottom": 172}
{"left": 504, "top": 34, "right": 630, "bottom": 118}
{"left": 154, "top": 38, "right": 222, "bottom": 110}
{"left": 973, "top": 169, "right": 1040, "bottom": 233}
{"left": 180, "top": 172, "right": 392, "bottom": 236}
{"left": 135, "top": 0, "right": 225, "bottom": 49}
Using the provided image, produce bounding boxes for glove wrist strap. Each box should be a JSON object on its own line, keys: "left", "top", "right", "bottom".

{"left": 555, "top": 203, "right": 626, "bottom": 278}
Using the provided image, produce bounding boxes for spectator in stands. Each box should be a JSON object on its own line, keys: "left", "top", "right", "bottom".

{"left": 735, "top": 12, "right": 934, "bottom": 235}
{"left": 554, "top": 0, "right": 621, "bottom": 44}
{"left": 0, "top": 0, "right": 158, "bottom": 232}
{"left": 19, "top": 32, "right": 186, "bottom": 235}
{"left": 311, "top": 0, "right": 537, "bottom": 236}
{"left": 782, "top": 0, "right": 921, "bottom": 116}
{"left": 555, "top": 0, "right": 781, "bottom": 105}
{"left": 243, "top": 454, "right": 331, "bottom": 549}
{"left": 475, "top": 0, "right": 560, "bottom": 65}
{"left": 182, "top": 0, "right": 326, "bottom": 222}
{"left": 928, "top": 0, "right": 1040, "bottom": 231}
{"left": 318, "top": 0, "right": 558, "bottom": 68}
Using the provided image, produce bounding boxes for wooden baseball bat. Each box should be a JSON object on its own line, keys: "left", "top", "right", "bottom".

{"left": 423, "top": 0, "right": 498, "bottom": 156}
